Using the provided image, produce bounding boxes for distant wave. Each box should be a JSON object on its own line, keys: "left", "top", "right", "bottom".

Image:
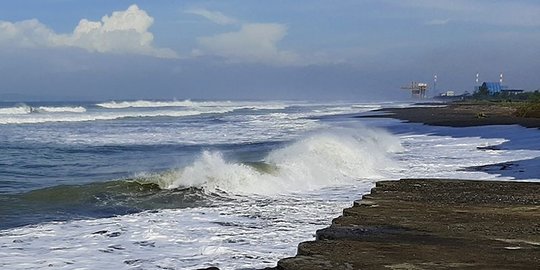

{"left": 96, "top": 100, "right": 288, "bottom": 110}
{"left": 35, "top": 106, "right": 87, "bottom": 113}
{"left": 96, "top": 100, "right": 199, "bottom": 109}
{"left": 0, "top": 104, "right": 33, "bottom": 115}
{"left": 0, "top": 108, "right": 232, "bottom": 125}
{"left": 140, "top": 127, "right": 403, "bottom": 195}
{"left": 0, "top": 105, "right": 87, "bottom": 115}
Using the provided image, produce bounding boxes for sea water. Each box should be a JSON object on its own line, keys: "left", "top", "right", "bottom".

{"left": 0, "top": 100, "right": 539, "bottom": 269}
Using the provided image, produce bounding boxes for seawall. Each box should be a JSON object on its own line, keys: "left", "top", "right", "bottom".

{"left": 275, "top": 179, "right": 540, "bottom": 270}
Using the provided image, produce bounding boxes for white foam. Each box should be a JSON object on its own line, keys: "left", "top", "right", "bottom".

{"left": 35, "top": 106, "right": 87, "bottom": 113}
{"left": 0, "top": 108, "right": 232, "bottom": 125}
{"left": 389, "top": 131, "right": 540, "bottom": 181}
{"left": 0, "top": 104, "right": 32, "bottom": 115}
{"left": 0, "top": 187, "right": 363, "bottom": 270}
{"left": 96, "top": 100, "right": 202, "bottom": 108}
{"left": 95, "top": 99, "right": 288, "bottom": 110}
{"left": 148, "top": 127, "right": 402, "bottom": 194}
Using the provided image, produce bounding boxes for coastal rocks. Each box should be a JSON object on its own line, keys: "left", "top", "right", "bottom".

{"left": 275, "top": 179, "right": 540, "bottom": 270}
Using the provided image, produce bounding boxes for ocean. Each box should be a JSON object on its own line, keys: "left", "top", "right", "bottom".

{"left": 1, "top": 100, "right": 539, "bottom": 269}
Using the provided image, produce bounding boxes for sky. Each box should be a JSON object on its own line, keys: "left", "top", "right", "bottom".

{"left": 0, "top": 0, "right": 539, "bottom": 101}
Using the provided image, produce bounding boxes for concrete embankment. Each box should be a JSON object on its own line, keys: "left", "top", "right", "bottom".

{"left": 275, "top": 179, "right": 540, "bottom": 270}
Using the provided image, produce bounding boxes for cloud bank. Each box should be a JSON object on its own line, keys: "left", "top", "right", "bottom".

{"left": 0, "top": 5, "right": 177, "bottom": 58}
{"left": 196, "top": 23, "right": 299, "bottom": 65}
{"left": 188, "top": 8, "right": 299, "bottom": 65}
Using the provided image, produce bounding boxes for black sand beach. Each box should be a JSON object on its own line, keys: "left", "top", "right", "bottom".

{"left": 361, "top": 103, "right": 540, "bottom": 128}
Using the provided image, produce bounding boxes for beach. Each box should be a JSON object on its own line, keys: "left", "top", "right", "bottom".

{"left": 362, "top": 102, "right": 540, "bottom": 128}
{"left": 273, "top": 103, "right": 540, "bottom": 270}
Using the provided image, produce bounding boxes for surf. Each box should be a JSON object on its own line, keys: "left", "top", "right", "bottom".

{"left": 146, "top": 127, "right": 403, "bottom": 195}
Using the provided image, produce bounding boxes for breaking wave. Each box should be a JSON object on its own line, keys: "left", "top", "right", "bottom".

{"left": 96, "top": 100, "right": 288, "bottom": 110}
{"left": 0, "top": 104, "right": 87, "bottom": 115}
{"left": 0, "top": 104, "right": 33, "bottom": 115}
{"left": 35, "top": 106, "right": 87, "bottom": 113}
{"left": 0, "top": 109, "right": 230, "bottom": 125}
{"left": 141, "top": 127, "right": 403, "bottom": 195}
{"left": 96, "top": 100, "right": 203, "bottom": 109}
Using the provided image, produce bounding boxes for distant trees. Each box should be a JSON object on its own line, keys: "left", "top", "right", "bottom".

{"left": 470, "top": 89, "right": 540, "bottom": 103}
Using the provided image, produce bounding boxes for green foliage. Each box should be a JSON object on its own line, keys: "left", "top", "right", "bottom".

{"left": 515, "top": 102, "right": 540, "bottom": 118}
{"left": 468, "top": 90, "right": 540, "bottom": 103}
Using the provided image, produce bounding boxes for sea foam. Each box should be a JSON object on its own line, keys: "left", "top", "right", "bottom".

{"left": 35, "top": 106, "right": 87, "bottom": 113}
{"left": 96, "top": 100, "right": 288, "bottom": 110}
{"left": 0, "top": 104, "right": 32, "bottom": 115}
{"left": 143, "top": 127, "right": 403, "bottom": 195}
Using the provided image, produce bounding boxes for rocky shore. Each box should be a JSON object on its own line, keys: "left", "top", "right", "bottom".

{"left": 274, "top": 179, "right": 540, "bottom": 270}
{"left": 361, "top": 103, "right": 540, "bottom": 128}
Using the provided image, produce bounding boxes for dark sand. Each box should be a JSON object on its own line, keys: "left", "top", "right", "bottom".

{"left": 275, "top": 179, "right": 540, "bottom": 270}
{"left": 360, "top": 103, "right": 540, "bottom": 128}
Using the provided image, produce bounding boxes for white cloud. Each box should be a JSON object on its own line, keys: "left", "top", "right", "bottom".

{"left": 0, "top": 19, "right": 56, "bottom": 47}
{"left": 186, "top": 8, "right": 238, "bottom": 25}
{"left": 196, "top": 23, "right": 299, "bottom": 65}
{"left": 186, "top": 8, "right": 303, "bottom": 65}
{"left": 0, "top": 5, "right": 177, "bottom": 58}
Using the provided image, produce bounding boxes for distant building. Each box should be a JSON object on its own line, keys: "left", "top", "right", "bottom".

{"left": 440, "top": 91, "right": 455, "bottom": 97}
{"left": 401, "top": 82, "right": 428, "bottom": 99}
{"left": 501, "top": 89, "right": 525, "bottom": 95}
{"left": 479, "top": 82, "right": 503, "bottom": 95}
{"left": 478, "top": 82, "right": 524, "bottom": 95}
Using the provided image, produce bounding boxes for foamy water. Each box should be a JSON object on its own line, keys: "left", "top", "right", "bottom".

{"left": 1, "top": 100, "right": 539, "bottom": 270}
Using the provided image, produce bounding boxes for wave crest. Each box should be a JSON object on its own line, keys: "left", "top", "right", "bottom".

{"left": 96, "top": 100, "right": 200, "bottom": 109}
{"left": 0, "top": 104, "right": 32, "bottom": 115}
{"left": 35, "top": 106, "right": 87, "bottom": 113}
{"left": 96, "top": 99, "right": 288, "bottom": 110}
{"left": 143, "top": 127, "right": 403, "bottom": 195}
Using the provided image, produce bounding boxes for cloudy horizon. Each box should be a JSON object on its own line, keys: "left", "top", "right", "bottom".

{"left": 1, "top": 1, "right": 539, "bottom": 101}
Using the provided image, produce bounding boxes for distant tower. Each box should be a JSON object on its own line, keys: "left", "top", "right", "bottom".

{"left": 474, "top": 72, "right": 480, "bottom": 92}
{"left": 500, "top": 73, "right": 504, "bottom": 84}
{"left": 401, "top": 82, "right": 428, "bottom": 99}
{"left": 433, "top": 74, "right": 438, "bottom": 96}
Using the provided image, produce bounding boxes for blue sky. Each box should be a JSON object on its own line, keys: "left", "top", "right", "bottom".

{"left": 1, "top": 0, "right": 539, "bottom": 101}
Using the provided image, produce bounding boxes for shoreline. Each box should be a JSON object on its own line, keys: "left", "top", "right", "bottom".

{"left": 360, "top": 103, "right": 540, "bottom": 128}
{"left": 365, "top": 102, "right": 540, "bottom": 180}
{"left": 267, "top": 104, "right": 540, "bottom": 270}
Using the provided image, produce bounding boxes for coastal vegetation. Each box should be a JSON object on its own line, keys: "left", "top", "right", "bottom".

{"left": 465, "top": 90, "right": 540, "bottom": 118}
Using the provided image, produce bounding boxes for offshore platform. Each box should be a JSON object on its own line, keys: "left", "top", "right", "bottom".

{"left": 401, "top": 81, "right": 429, "bottom": 99}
